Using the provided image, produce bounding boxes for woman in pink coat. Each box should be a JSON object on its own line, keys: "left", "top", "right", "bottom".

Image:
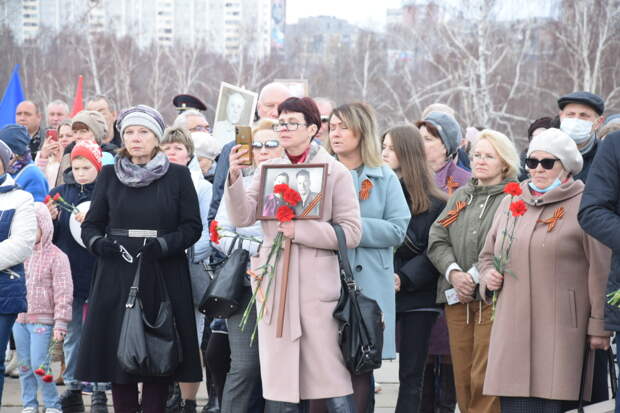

{"left": 224, "top": 97, "right": 361, "bottom": 412}
{"left": 479, "top": 129, "right": 611, "bottom": 413}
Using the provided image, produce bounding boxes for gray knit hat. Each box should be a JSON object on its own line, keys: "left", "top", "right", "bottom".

{"left": 119, "top": 105, "right": 165, "bottom": 141}
{"left": 527, "top": 128, "right": 583, "bottom": 176}
{"left": 423, "top": 111, "right": 462, "bottom": 157}
{"left": 0, "top": 140, "right": 12, "bottom": 172}
{"left": 72, "top": 110, "right": 108, "bottom": 144}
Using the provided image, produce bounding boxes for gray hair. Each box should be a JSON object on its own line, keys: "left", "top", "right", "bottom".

{"left": 47, "top": 99, "right": 69, "bottom": 114}
{"left": 173, "top": 109, "right": 207, "bottom": 129}
{"left": 86, "top": 95, "right": 116, "bottom": 113}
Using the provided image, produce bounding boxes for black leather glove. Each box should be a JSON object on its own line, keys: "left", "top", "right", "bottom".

{"left": 92, "top": 238, "right": 120, "bottom": 258}
{"left": 140, "top": 238, "right": 163, "bottom": 261}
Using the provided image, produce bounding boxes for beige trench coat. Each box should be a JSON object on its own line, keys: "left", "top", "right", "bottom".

{"left": 224, "top": 145, "right": 362, "bottom": 403}
{"left": 478, "top": 180, "right": 611, "bottom": 401}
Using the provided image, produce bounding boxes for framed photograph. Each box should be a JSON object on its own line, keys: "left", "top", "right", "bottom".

{"left": 274, "top": 78, "right": 309, "bottom": 98}
{"left": 257, "top": 163, "right": 327, "bottom": 220}
{"left": 212, "top": 82, "right": 258, "bottom": 146}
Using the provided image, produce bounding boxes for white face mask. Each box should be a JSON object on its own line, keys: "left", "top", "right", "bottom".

{"left": 560, "top": 117, "right": 593, "bottom": 144}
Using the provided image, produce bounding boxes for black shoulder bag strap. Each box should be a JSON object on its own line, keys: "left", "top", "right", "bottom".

{"left": 576, "top": 347, "right": 617, "bottom": 412}
{"left": 332, "top": 224, "right": 373, "bottom": 350}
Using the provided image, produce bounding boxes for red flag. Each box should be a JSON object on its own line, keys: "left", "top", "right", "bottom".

{"left": 70, "top": 75, "right": 84, "bottom": 116}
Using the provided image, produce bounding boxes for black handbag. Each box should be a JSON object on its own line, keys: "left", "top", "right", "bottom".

{"left": 198, "top": 236, "right": 249, "bottom": 318}
{"left": 332, "top": 224, "right": 384, "bottom": 375}
{"left": 575, "top": 347, "right": 617, "bottom": 412}
{"left": 117, "top": 257, "right": 182, "bottom": 377}
{"left": 188, "top": 246, "right": 211, "bottom": 306}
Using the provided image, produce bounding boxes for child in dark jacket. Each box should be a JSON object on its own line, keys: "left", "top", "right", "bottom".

{"left": 46, "top": 141, "right": 108, "bottom": 412}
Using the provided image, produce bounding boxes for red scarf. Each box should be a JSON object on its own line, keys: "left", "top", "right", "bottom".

{"left": 286, "top": 146, "right": 311, "bottom": 164}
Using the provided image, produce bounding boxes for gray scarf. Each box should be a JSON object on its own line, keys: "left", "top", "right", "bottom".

{"left": 114, "top": 151, "right": 170, "bottom": 188}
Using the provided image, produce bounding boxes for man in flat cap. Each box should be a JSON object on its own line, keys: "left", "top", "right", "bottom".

{"left": 558, "top": 91, "right": 605, "bottom": 182}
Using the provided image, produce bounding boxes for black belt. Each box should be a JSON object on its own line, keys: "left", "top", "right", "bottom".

{"left": 109, "top": 228, "right": 159, "bottom": 238}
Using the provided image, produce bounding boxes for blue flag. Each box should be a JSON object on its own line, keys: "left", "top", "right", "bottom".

{"left": 0, "top": 65, "right": 25, "bottom": 128}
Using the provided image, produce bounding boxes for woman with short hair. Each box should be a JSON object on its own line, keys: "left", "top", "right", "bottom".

{"left": 225, "top": 97, "right": 361, "bottom": 412}
{"left": 428, "top": 129, "right": 521, "bottom": 413}
{"left": 76, "top": 105, "right": 203, "bottom": 413}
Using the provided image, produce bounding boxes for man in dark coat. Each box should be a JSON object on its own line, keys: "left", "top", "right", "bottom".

{"left": 578, "top": 130, "right": 620, "bottom": 405}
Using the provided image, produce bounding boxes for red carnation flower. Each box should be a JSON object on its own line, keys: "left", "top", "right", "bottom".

{"left": 282, "top": 188, "right": 302, "bottom": 206}
{"left": 53, "top": 193, "right": 61, "bottom": 201}
{"left": 276, "top": 205, "right": 295, "bottom": 222}
{"left": 509, "top": 200, "right": 528, "bottom": 217}
{"left": 503, "top": 182, "right": 522, "bottom": 197}
{"left": 34, "top": 368, "right": 45, "bottom": 376}
{"left": 209, "top": 220, "right": 220, "bottom": 244}
{"left": 273, "top": 184, "right": 290, "bottom": 196}
{"left": 42, "top": 374, "right": 54, "bottom": 383}
{"left": 43, "top": 195, "right": 51, "bottom": 204}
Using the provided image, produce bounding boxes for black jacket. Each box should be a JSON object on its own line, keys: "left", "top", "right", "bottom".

{"left": 394, "top": 185, "right": 446, "bottom": 312}
{"left": 578, "top": 131, "right": 620, "bottom": 331}
{"left": 49, "top": 178, "right": 96, "bottom": 301}
{"left": 574, "top": 138, "right": 598, "bottom": 183}
{"left": 76, "top": 163, "right": 203, "bottom": 383}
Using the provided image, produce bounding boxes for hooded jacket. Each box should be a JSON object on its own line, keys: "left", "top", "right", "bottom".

{"left": 0, "top": 175, "right": 37, "bottom": 314}
{"left": 16, "top": 203, "right": 72, "bottom": 331}
{"left": 49, "top": 175, "right": 96, "bottom": 301}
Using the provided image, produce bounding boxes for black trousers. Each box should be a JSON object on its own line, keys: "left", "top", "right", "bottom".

{"left": 396, "top": 311, "right": 439, "bottom": 413}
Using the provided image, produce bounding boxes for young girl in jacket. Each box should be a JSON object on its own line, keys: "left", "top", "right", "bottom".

{"left": 13, "top": 202, "right": 72, "bottom": 413}
{"left": 382, "top": 125, "right": 448, "bottom": 413}
{"left": 47, "top": 140, "right": 109, "bottom": 412}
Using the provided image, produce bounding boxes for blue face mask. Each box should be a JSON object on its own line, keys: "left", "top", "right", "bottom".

{"left": 529, "top": 178, "right": 562, "bottom": 193}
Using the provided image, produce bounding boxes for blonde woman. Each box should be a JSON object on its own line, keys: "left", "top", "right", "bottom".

{"left": 427, "top": 130, "right": 520, "bottom": 413}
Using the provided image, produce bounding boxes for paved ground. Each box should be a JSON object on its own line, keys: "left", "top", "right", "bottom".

{"left": 3, "top": 359, "right": 616, "bottom": 412}
{"left": 1, "top": 360, "right": 400, "bottom": 412}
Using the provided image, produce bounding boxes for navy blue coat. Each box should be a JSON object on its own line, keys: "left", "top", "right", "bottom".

{"left": 578, "top": 131, "right": 620, "bottom": 331}
{"left": 49, "top": 178, "right": 96, "bottom": 301}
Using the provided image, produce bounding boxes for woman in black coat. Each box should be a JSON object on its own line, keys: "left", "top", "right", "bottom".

{"left": 76, "top": 105, "right": 203, "bottom": 413}
{"left": 381, "top": 125, "right": 447, "bottom": 413}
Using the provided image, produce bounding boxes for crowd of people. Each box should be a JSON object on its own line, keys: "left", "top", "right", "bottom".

{"left": 1, "top": 82, "right": 620, "bottom": 413}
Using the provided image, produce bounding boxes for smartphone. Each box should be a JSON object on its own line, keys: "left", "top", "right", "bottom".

{"left": 46, "top": 129, "right": 58, "bottom": 142}
{"left": 235, "top": 126, "right": 253, "bottom": 166}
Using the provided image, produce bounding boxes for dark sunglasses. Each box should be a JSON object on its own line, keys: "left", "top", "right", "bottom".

{"left": 251, "top": 140, "right": 280, "bottom": 150}
{"left": 525, "top": 157, "right": 560, "bottom": 170}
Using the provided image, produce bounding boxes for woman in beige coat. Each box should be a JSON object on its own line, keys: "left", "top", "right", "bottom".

{"left": 479, "top": 128, "right": 611, "bottom": 413}
{"left": 224, "top": 97, "right": 361, "bottom": 412}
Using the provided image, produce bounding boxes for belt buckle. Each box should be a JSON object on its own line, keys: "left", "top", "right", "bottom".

{"left": 127, "top": 229, "right": 157, "bottom": 238}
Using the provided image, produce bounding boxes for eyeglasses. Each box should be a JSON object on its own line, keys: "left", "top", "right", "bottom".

{"left": 525, "top": 158, "right": 560, "bottom": 170}
{"left": 471, "top": 153, "right": 496, "bottom": 162}
{"left": 189, "top": 125, "right": 210, "bottom": 133}
{"left": 251, "top": 140, "right": 280, "bottom": 150}
{"left": 273, "top": 122, "right": 307, "bottom": 132}
{"left": 320, "top": 116, "right": 329, "bottom": 123}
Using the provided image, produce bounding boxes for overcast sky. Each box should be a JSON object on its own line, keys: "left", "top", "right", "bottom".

{"left": 286, "top": 0, "right": 557, "bottom": 29}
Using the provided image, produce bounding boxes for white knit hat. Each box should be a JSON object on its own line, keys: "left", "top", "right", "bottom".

{"left": 527, "top": 128, "right": 583, "bottom": 176}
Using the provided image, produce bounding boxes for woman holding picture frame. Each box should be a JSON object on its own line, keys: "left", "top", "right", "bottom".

{"left": 224, "top": 97, "right": 361, "bottom": 412}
